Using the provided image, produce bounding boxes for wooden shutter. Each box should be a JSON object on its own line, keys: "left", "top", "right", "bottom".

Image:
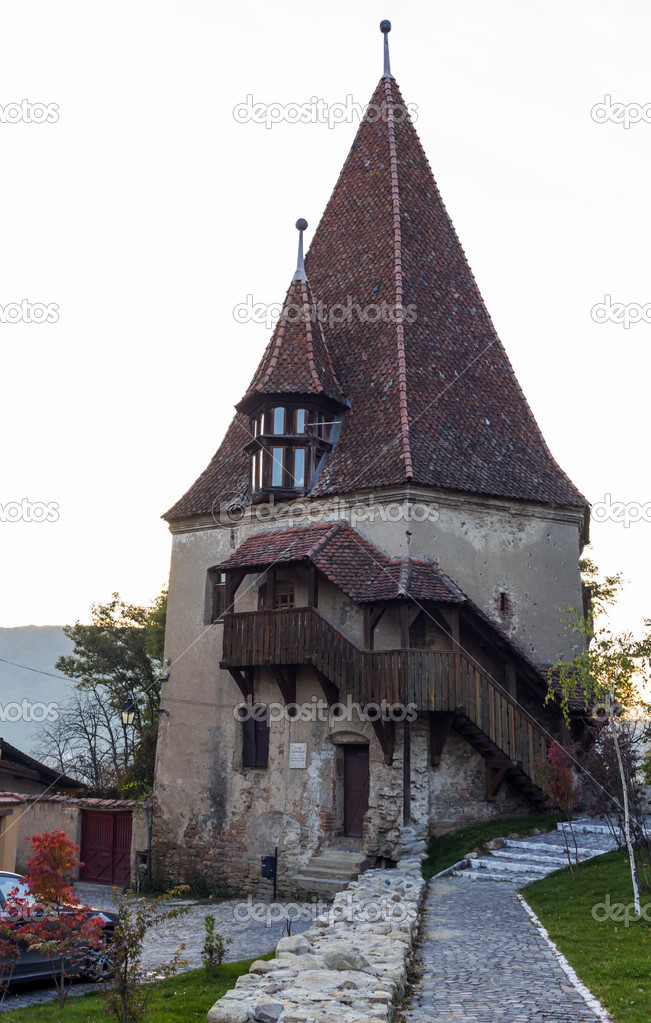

{"left": 255, "top": 711, "right": 269, "bottom": 767}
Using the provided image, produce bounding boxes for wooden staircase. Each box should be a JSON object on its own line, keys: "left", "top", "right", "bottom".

{"left": 222, "top": 607, "right": 551, "bottom": 807}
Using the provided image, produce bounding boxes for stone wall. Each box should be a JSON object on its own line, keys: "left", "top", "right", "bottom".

{"left": 154, "top": 702, "right": 537, "bottom": 893}
{"left": 206, "top": 839, "right": 427, "bottom": 1023}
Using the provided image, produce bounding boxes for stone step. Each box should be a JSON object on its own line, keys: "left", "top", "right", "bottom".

{"left": 471, "top": 857, "right": 552, "bottom": 876}
{"left": 491, "top": 850, "right": 569, "bottom": 867}
{"left": 452, "top": 869, "right": 540, "bottom": 884}
{"left": 308, "top": 853, "right": 368, "bottom": 870}
{"left": 505, "top": 839, "right": 597, "bottom": 858}
{"left": 297, "top": 865, "right": 361, "bottom": 881}
{"left": 557, "top": 820, "right": 617, "bottom": 838}
{"left": 294, "top": 874, "right": 351, "bottom": 894}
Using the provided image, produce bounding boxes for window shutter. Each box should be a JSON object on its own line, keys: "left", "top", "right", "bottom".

{"left": 255, "top": 712, "right": 270, "bottom": 768}
{"left": 242, "top": 717, "right": 256, "bottom": 767}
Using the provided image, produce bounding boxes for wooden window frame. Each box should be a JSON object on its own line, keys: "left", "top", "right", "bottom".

{"left": 211, "top": 571, "right": 227, "bottom": 622}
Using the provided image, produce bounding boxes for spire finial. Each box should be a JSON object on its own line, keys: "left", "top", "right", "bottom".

{"left": 293, "top": 218, "right": 308, "bottom": 282}
{"left": 380, "top": 20, "right": 393, "bottom": 79}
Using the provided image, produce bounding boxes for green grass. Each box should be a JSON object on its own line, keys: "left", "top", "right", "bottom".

{"left": 0, "top": 953, "right": 273, "bottom": 1022}
{"left": 422, "top": 812, "right": 564, "bottom": 878}
{"left": 524, "top": 848, "right": 651, "bottom": 1023}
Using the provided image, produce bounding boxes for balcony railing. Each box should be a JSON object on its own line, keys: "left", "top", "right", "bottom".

{"left": 221, "top": 607, "right": 550, "bottom": 789}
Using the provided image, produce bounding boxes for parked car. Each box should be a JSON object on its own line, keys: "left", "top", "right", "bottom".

{"left": 0, "top": 871, "right": 117, "bottom": 984}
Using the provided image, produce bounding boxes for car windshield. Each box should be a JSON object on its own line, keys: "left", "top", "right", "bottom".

{"left": 0, "top": 877, "right": 33, "bottom": 906}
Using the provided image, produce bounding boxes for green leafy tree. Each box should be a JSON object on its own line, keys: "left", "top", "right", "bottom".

{"left": 548, "top": 558, "right": 651, "bottom": 914}
{"left": 48, "top": 589, "right": 167, "bottom": 797}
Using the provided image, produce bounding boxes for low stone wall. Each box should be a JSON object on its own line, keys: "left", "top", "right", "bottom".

{"left": 207, "top": 844, "right": 427, "bottom": 1023}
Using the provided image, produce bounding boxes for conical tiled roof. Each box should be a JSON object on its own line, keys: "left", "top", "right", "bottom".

{"left": 236, "top": 276, "right": 346, "bottom": 413}
{"left": 165, "top": 72, "right": 586, "bottom": 522}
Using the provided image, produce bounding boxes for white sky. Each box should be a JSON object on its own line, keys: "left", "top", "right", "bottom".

{"left": 0, "top": 0, "right": 649, "bottom": 636}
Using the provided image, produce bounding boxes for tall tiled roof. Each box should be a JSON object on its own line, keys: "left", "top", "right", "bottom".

{"left": 215, "top": 521, "right": 464, "bottom": 605}
{"left": 166, "top": 72, "right": 587, "bottom": 522}
{"left": 237, "top": 277, "right": 346, "bottom": 412}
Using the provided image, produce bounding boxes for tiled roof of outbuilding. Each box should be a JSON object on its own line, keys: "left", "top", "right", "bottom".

{"left": 215, "top": 521, "right": 464, "bottom": 605}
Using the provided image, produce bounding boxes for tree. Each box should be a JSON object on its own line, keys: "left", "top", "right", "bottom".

{"left": 538, "top": 741, "right": 582, "bottom": 878}
{"left": 548, "top": 558, "right": 651, "bottom": 914}
{"left": 9, "top": 831, "right": 104, "bottom": 1009}
{"left": 102, "top": 887, "right": 188, "bottom": 1023}
{"left": 41, "top": 589, "right": 167, "bottom": 797}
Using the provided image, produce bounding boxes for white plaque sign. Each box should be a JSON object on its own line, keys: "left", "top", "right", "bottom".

{"left": 289, "top": 742, "right": 307, "bottom": 768}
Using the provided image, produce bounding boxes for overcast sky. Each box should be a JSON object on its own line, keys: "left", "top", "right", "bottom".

{"left": 1, "top": 0, "right": 649, "bottom": 638}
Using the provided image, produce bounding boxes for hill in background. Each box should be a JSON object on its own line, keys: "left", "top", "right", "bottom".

{"left": 0, "top": 626, "right": 75, "bottom": 761}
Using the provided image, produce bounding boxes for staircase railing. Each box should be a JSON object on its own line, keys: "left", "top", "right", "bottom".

{"left": 222, "top": 607, "right": 549, "bottom": 789}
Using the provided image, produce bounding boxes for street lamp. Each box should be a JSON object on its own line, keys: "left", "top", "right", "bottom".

{"left": 120, "top": 697, "right": 137, "bottom": 727}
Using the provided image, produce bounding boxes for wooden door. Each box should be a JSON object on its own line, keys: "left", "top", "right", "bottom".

{"left": 112, "top": 814, "right": 132, "bottom": 884}
{"left": 80, "top": 812, "right": 113, "bottom": 883}
{"left": 80, "top": 811, "right": 132, "bottom": 885}
{"left": 343, "top": 744, "right": 369, "bottom": 837}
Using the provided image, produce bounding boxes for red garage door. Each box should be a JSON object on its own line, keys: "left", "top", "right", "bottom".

{"left": 80, "top": 811, "right": 132, "bottom": 885}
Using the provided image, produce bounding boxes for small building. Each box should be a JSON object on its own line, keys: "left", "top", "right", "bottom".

{"left": 0, "top": 736, "right": 82, "bottom": 871}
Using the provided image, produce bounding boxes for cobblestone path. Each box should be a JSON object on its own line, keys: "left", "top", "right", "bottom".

{"left": 403, "top": 876, "right": 602, "bottom": 1022}
{"left": 0, "top": 884, "right": 314, "bottom": 1012}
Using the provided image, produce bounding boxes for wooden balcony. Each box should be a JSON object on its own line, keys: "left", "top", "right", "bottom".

{"left": 221, "top": 607, "right": 550, "bottom": 793}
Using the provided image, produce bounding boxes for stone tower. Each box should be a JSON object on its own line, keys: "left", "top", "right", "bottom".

{"left": 152, "top": 24, "right": 589, "bottom": 892}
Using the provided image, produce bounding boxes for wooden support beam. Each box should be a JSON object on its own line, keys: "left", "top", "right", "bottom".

{"left": 429, "top": 711, "right": 456, "bottom": 767}
{"left": 270, "top": 666, "right": 297, "bottom": 708}
{"left": 307, "top": 564, "right": 319, "bottom": 608}
{"left": 227, "top": 668, "right": 254, "bottom": 702}
{"left": 371, "top": 719, "right": 395, "bottom": 765}
{"left": 266, "top": 568, "right": 276, "bottom": 610}
{"left": 224, "top": 570, "right": 246, "bottom": 615}
{"left": 364, "top": 605, "right": 385, "bottom": 650}
{"left": 399, "top": 603, "right": 410, "bottom": 649}
{"left": 403, "top": 717, "right": 412, "bottom": 825}
{"left": 314, "top": 668, "right": 339, "bottom": 708}
{"left": 485, "top": 758, "right": 517, "bottom": 801}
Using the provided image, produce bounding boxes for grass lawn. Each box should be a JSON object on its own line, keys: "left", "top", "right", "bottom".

{"left": 422, "top": 811, "right": 564, "bottom": 878}
{"left": 525, "top": 847, "right": 651, "bottom": 1023}
{"left": 0, "top": 954, "right": 272, "bottom": 1022}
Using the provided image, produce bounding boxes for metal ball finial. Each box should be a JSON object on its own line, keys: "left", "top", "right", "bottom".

{"left": 293, "top": 219, "right": 308, "bottom": 281}
{"left": 380, "top": 20, "right": 393, "bottom": 78}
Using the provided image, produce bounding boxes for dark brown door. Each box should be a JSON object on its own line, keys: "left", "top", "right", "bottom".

{"left": 112, "top": 814, "right": 132, "bottom": 884}
{"left": 80, "top": 811, "right": 132, "bottom": 885}
{"left": 343, "top": 744, "right": 369, "bottom": 837}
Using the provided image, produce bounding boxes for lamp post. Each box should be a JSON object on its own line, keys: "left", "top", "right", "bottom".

{"left": 120, "top": 697, "right": 137, "bottom": 727}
